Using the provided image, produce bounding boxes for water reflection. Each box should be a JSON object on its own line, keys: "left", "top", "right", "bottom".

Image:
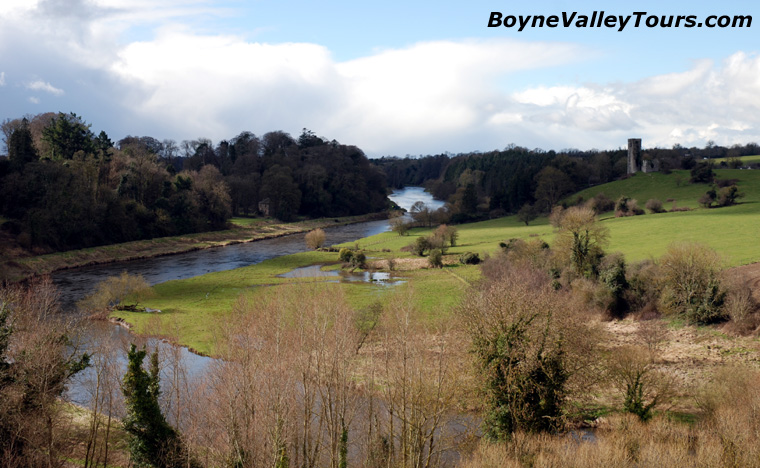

{"left": 55, "top": 187, "right": 435, "bottom": 408}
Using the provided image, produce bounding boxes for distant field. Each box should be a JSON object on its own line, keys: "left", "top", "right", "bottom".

{"left": 713, "top": 154, "right": 760, "bottom": 164}
{"left": 121, "top": 169, "right": 760, "bottom": 354}
{"left": 229, "top": 216, "right": 268, "bottom": 228}
{"left": 569, "top": 169, "right": 760, "bottom": 263}
{"left": 570, "top": 169, "right": 760, "bottom": 210}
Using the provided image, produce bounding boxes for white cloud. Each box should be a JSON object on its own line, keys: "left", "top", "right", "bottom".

{"left": 109, "top": 33, "right": 588, "bottom": 153}
{"left": 25, "top": 80, "right": 64, "bottom": 95}
{"left": 1, "top": 0, "right": 760, "bottom": 155}
{"left": 503, "top": 51, "right": 760, "bottom": 150}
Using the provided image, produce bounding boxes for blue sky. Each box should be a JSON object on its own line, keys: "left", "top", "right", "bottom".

{"left": 1, "top": 0, "right": 759, "bottom": 156}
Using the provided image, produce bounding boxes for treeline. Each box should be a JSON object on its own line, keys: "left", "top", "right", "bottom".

{"left": 0, "top": 113, "right": 387, "bottom": 252}
{"left": 373, "top": 141, "right": 760, "bottom": 220}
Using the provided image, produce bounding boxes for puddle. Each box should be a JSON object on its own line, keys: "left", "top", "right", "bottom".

{"left": 340, "top": 270, "right": 405, "bottom": 286}
{"left": 279, "top": 265, "right": 405, "bottom": 286}
{"left": 278, "top": 265, "right": 340, "bottom": 278}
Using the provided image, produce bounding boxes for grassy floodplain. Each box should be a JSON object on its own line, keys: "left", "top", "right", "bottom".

{"left": 117, "top": 169, "right": 760, "bottom": 355}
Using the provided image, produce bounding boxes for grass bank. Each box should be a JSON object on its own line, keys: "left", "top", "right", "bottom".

{"left": 0, "top": 212, "right": 386, "bottom": 282}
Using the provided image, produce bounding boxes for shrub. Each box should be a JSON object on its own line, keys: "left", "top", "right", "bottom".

{"left": 338, "top": 248, "right": 353, "bottom": 263}
{"left": 627, "top": 199, "right": 645, "bottom": 215}
{"left": 433, "top": 224, "right": 458, "bottom": 247}
{"left": 722, "top": 276, "right": 760, "bottom": 334}
{"left": 304, "top": 228, "right": 326, "bottom": 249}
{"left": 615, "top": 196, "right": 644, "bottom": 217}
{"left": 607, "top": 346, "right": 670, "bottom": 421}
{"left": 460, "top": 252, "right": 481, "bottom": 265}
{"left": 699, "top": 188, "right": 716, "bottom": 208}
{"left": 625, "top": 260, "right": 662, "bottom": 317}
{"left": 717, "top": 185, "right": 743, "bottom": 207}
{"left": 548, "top": 206, "right": 564, "bottom": 228}
{"left": 587, "top": 192, "right": 615, "bottom": 214}
{"left": 599, "top": 253, "right": 629, "bottom": 318}
{"left": 644, "top": 198, "right": 664, "bottom": 214}
{"left": 389, "top": 216, "right": 411, "bottom": 236}
{"left": 428, "top": 249, "right": 443, "bottom": 268}
{"left": 659, "top": 243, "right": 727, "bottom": 324}
{"left": 690, "top": 161, "right": 714, "bottom": 183}
{"left": 715, "top": 177, "right": 739, "bottom": 188}
{"left": 77, "top": 272, "right": 154, "bottom": 312}
{"left": 349, "top": 251, "right": 366, "bottom": 269}
{"left": 458, "top": 266, "right": 598, "bottom": 438}
{"left": 499, "top": 238, "right": 520, "bottom": 252}
{"left": 409, "top": 236, "right": 430, "bottom": 256}
{"left": 614, "top": 195, "right": 630, "bottom": 214}
{"left": 554, "top": 206, "right": 609, "bottom": 277}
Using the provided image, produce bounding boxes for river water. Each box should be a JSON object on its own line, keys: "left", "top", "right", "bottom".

{"left": 60, "top": 187, "right": 440, "bottom": 407}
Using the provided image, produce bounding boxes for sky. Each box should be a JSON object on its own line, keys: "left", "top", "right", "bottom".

{"left": 1, "top": 0, "right": 759, "bottom": 157}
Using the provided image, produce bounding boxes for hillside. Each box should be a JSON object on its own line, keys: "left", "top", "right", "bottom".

{"left": 569, "top": 169, "right": 760, "bottom": 264}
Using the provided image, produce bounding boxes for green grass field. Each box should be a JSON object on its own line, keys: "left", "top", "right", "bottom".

{"left": 118, "top": 169, "right": 760, "bottom": 354}
{"left": 713, "top": 154, "right": 760, "bottom": 165}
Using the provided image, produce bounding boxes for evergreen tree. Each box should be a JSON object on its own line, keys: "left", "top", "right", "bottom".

{"left": 41, "top": 112, "right": 95, "bottom": 159}
{"left": 7, "top": 118, "right": 37, "bottom": 170}
{"left": 122, "top": 344, "right": 193, "bottom": 468}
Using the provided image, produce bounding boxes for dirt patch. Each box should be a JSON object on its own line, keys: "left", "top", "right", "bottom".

{"left": 601, "top": 317, "right": 760, "bottom": 412}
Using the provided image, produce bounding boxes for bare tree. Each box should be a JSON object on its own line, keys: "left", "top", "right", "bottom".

{"left": 0, "top": 277, "right": 90, "bottom": 467}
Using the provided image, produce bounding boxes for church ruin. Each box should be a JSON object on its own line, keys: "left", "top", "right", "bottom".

{"left": 626, "top": 138, "right": 659, "bottom": 175}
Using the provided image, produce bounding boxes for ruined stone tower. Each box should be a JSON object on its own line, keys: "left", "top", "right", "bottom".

{"left": 627, "top": 138, "right": 642, "bottom": 175}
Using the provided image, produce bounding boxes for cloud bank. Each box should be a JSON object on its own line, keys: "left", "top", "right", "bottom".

{"left": 1, "top": 1, "right": 759, "bottom": 156}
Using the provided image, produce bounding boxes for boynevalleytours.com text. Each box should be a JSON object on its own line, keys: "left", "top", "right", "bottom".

{"left": 488, "top": 11, "right": 752, "bottom": 32}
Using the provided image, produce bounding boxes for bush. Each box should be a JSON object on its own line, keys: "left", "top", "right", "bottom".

{"left": 599, "top": 253, "right": 629, "bottom": 318}
{"left": 627, "top": 199, "right": 645, "bottom": 216}
{"left": 723, "top": 277, "right": 760, "bottom": 334}
{"left": 607, "top": 346, "right": 670, "bottom": 421}
{"left": 349, "top": 251, "right": 366, "bottom": 269}
{"left": 659, "top": 243, "right": 727, "bottom": 324}
{"left": 77, "top": 272, "right": 154, "bottom": 312}
{"left": 459, "top": 252, "right": 481, "bottom": 265}
{"left": 389, "top": 215, "right": 411, "bottom": 236}
{"left": 625, "top": 260, "right": 662, "bottom": 317}
{"left": 428, "top": 249, "right": 443, "bottom": 268}
{"left": 458, "top": 266, "right": 598, "bottom": 438}
{"left": 715, "top": 177, "right": 739, "bottom": 188}
{"left": 338, "top": 248, "right": 353, "bottom": 263}
{"left": 644, "top": 198, "right": 664, "bottom": 214}
{"left": 548, "top": 206, "right": 564, "bottom": 228}
{"left": 615, "top": 196, "right": 644, "bottom": 217}
{"left": 409, "top": 236, "right": 430, "bottom": 256}
{"left": 690, "top": 161, "right": 715, "bottom": 183}
{"left": 587, "top": 193, "right": 615, "bottom": 214}
{"left": 717, "top": 185, "right": 743, "bottom": 207}
{"left": 304, "top": 228, "right": 326, "bottom": 249}
{"left": 614, "top": 196, "right": 630, "bottom": 214}
{"left": 699, "top": 188, "right": 716, "bottom": 208}
{"left": 554, "top": 206, "right": 609, "bottom": 277}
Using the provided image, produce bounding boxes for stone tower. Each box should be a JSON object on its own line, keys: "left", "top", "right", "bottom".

{"left": 627, "top": 138, "right": 642, "bottom": 175}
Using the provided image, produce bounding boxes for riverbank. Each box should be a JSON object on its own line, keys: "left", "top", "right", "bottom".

{"left": 0, "top": 212, "right": 388, "bottom": 283}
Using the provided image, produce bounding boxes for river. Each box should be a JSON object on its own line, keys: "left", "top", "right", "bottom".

{"left": 61, "top": 187, "right": 441, "bottom": 408}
